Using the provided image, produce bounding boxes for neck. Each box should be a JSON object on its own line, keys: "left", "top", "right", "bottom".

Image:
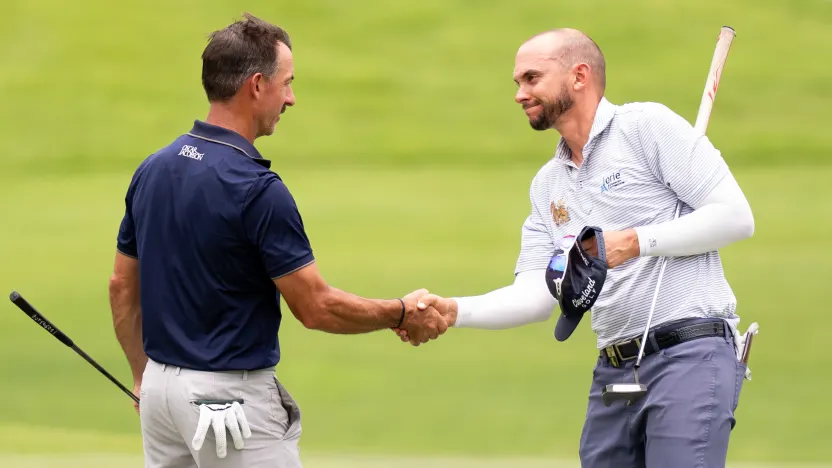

{"left": 554, "top": 95, "right": 602, "bottom": 166}
{"left": 205, "top": 102, "right": 257, "bottom": 143}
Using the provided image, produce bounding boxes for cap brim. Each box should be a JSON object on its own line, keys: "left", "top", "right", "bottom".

{"left": 554, "top": 311, "right": 584, "bottom": 342}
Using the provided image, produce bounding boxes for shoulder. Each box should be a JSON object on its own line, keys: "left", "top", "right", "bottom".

{"left": 131, "top": 135, "right": 192, "bottom": 177}
{"left": 245, "top": 171, "right": 298, "bottom": 208}
{"left": 610, "top": 101, "right": 684, "bottom": 126}
{"left": 529, "top": 157, "right": 560, "bottom": 191}
{"left": 607, "top": 101, "right": 696, "bottom": 153}
{"left": 623, "top": 101, "right": 692, "bottom": 134}
{"left": 525, "top": 156, "right": 565, "bottom": 209}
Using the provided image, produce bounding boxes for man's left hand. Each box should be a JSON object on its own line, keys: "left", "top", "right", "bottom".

{"left": 581, "top": 228, "right": 640, "bottom": 269}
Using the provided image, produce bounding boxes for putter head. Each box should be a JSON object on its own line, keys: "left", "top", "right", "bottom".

{"left": 602, "top": 383, "right": 648, "bottom": 407}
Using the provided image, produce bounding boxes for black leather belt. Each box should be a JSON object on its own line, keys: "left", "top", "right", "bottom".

{"left": 600, "top": 318, "right": 727, "bottom": 368}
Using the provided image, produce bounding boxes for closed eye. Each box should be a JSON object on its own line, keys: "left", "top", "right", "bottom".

{"left": 515, "top": 70, "right": 541, "bottom": 86}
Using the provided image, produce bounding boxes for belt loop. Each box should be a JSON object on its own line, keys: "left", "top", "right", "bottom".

{"left": 648, "top": 331, "right": 660, "bottom": 353}
{"left": 175, "top": 367, "right": 181, "bottom": 376}
{"left": 162, "top": 364, "right": 167, "bottom": 372}
{"left": 243, "top": 370, "right": 248, "bottom": 381}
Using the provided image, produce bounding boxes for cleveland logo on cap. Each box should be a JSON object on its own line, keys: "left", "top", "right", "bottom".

{"left": 545, "top": 226, "right": 609, "bottom": 342}
{"left": 572, "top": 277, "right": 596, "bottom": 308}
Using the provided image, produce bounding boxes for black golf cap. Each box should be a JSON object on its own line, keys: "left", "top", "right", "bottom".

{"left": 545, "top": 226, "right": 608, "bottom": 342}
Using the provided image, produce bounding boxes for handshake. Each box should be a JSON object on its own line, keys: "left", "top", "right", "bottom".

{"left": 391, "top": 288, "right": 456, "bottom": 346}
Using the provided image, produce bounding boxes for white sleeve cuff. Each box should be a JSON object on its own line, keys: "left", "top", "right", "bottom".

{"left": 452, "top": 269, "right": 558, "bottom": 330}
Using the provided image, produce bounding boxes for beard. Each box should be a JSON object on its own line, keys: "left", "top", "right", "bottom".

{"left": 528, "top": 82, "right": 574, "bottom": 131}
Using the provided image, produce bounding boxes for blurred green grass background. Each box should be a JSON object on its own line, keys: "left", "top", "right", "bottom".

{"left": 1, "top": 0, "right": 831, "bottom": 466}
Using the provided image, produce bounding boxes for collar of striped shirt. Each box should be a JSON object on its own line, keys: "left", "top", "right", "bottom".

{"left": 554, "top": 97, "right": 616, "bottom": 166}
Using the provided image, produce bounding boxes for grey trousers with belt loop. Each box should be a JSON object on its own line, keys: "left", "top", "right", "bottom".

{"left": 139, "top": 359, "right": 303, "bottom": 468}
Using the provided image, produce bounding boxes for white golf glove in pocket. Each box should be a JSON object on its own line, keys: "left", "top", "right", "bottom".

{"left": 191, "top": 400, "right": 251, "bottom": 458}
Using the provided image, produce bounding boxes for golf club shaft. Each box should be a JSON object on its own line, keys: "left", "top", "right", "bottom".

{"left": 9, "top": 291, "right": 140, "bottom": 405}
{"left": 633, "top": 27, "right": 736, "bottom": 370}
{"left": 634, "top": 201, "right": 682, "bottom": 369}
{"left": 72, "top": 344, "right": 140, "bottom": 404}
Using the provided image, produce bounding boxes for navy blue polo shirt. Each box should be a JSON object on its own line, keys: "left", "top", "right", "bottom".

{"left": 116, "top": 120, "right": 315, "bottom": 371}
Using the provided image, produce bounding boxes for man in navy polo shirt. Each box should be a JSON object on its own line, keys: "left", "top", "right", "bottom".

{"left": 108, "top": 13, "right": 446, "bottom": 468}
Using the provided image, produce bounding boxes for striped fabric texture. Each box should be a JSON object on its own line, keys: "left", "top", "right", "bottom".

{"left": 515, "top": 97, "right": 740, "bottom": 349}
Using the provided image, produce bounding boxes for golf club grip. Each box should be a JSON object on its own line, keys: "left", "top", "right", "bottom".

{"left": 694, "top": 26, "right": 736, "bottom": 134}
{"left": 9, "top": 291, "right": 75, "bottom": 348}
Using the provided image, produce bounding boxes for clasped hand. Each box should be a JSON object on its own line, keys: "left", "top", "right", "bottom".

{"left": 393, "top": 290, "right": 456, "bottom": 346}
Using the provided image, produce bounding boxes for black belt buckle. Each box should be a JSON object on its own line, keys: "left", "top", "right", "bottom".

{"left": 603, "top": 338, "right": 641, "bottom": 368}
{"left": 615, "top": 338, "right": 641, "bottom": 362}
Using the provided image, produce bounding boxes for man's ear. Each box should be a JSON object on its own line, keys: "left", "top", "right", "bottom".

{"left": 572, "top": 63, "right": 591, "bottom": 91}
{"left": 249, "top": 73, "right": 264, "bottom": 98}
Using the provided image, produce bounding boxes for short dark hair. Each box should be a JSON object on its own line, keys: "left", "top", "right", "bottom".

{"left": 201, "top": 13, "right": 292, "bottom": 102}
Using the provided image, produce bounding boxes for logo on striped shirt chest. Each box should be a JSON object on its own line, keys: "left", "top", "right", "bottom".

{"left": 600, "top": 170, "right": 626, "bottom": 193}
{"left": 550, "top": 198, "right": 570, "bottom": 227}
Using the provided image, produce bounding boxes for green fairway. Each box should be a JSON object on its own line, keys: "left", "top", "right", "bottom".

{"left": 1, "top": 0, "right": 830, "bottom": 175}
{"left": 5, "top": 453, "right": 830, "bottom": 468}
{"left": 1, "top": 0, "right": 831, "bottom": 465}
{"left": 3, "top": 453, "right": 830, "bottom": 468}
{"left": 1, "top": 166, "right": 831, "bottom": 464}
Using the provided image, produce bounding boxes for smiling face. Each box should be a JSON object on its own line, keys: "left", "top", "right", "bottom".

{"left": 513, "top": 42, "right": 575, "bottom": 131}
{"left": 512, "top": 30, "right": 606, "bottom": 131}
{"left": 251, "top": 42, "right": 296, "bottom": 137}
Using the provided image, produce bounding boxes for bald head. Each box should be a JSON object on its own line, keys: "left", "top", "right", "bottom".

{"left": 521, "top": 28, "right": 606, "bottom": 90}
{"left": 513, "top": 28, "right": 606, "bottom": 131}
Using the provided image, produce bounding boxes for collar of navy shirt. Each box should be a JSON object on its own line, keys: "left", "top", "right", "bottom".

{"left": 554, "top": 97, "right": 616, "bottom": 169}
{"left": 187, "top": 120, "right": 272, "bottom": 169}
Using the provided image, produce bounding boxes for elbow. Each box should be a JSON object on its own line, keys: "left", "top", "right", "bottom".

{"left": 738, "top": 204, "right": 755, "bottom": 240}
{"left": 295, "top": 304, "right": 322, "bottom": 329}
{"left": 525, "top": 300, "right": 554, "bottom": 324}
{"left": 109, "top": 273, "right": 129, "bottom": 297}
{"left": 742, "top": 216, "right": 755, "bottom": 240}
{"left": 297, "top": 312, "right": 322, "bottom": 330}
{"left": 535, "top": 304, "right": 556, "bottom": 324}
{"left": 295, "top": 293, "right": 333, "bottom": 331}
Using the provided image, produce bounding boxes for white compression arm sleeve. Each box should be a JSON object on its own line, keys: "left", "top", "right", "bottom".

{"left": 453, "top": 269, "right": 558, "bottom": 329}
{"left": 634, "top": 170, "right": 754, "bottom": 257}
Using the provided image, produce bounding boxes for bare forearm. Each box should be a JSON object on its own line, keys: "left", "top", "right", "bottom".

{"left": 110, "top": 283, "right": 147, "bottom": 383}
{"left": 304, "top": 287, "right": 403, "bottom": 334}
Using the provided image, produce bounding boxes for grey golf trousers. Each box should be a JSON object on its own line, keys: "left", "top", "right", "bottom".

{"left": 140, "top": 359, "right": 303, "bottom": 468}
{"left": 579, "top": 328, "right": 747, "bottom": 468}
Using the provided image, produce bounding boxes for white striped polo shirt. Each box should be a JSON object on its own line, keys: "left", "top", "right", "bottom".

{"left": 515, "top": 97, "right": 740, "bottom": 349}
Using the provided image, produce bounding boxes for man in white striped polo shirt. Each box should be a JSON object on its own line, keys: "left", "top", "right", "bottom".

{"left": 405, "top": 28, "right": 755, "bottom": 467}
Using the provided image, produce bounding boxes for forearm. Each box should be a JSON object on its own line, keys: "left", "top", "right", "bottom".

{"left": 453, "top": 270, "right": 557, "bottom": 329}
{"left": 635, "top": 172, "right": 754, "bottom": 257}
{"left": 109, "top": 281, "right": 147, "bottom": 383}
{"left": 303, "top": 287, "right": 403, "bottom": 334}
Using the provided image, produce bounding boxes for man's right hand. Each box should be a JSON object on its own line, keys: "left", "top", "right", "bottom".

{"left": 132, "top": 382, "right": 141, "bottom": 415}
{"left": 394, "top": 293, "right": 457, "bottom": 345}
{"left": 397, "top": 289, "right": 450, "bottom": 346}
